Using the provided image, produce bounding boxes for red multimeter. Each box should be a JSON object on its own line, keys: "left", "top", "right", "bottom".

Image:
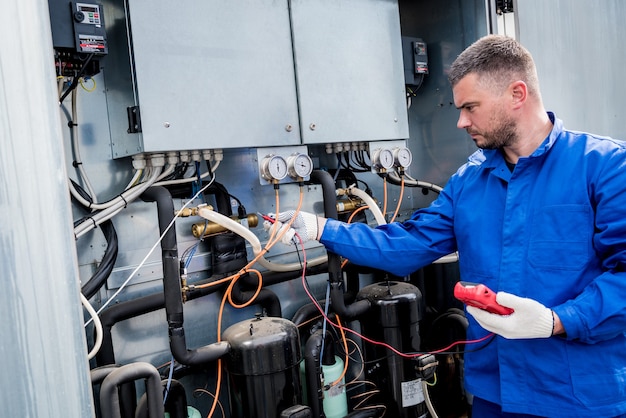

{"left": 454, "top": 281, "right": 514, "bottom": 315}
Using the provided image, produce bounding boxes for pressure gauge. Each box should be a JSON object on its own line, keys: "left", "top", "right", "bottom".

{"left": 393, "top": 147, "right": 413, "bottom": 168}
{"left": 260, "top": 154, "right": 288, "bottom": 181}
{"left": 287, "top": 152, "right": 313, "bottom": 179}
{"left": 372, "top": 148, "right": 394, "bottom": 171}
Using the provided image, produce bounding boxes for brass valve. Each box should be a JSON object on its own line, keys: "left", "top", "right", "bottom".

{"left": 336, "top": 197, "right": 372, "bottom": 214}
{"left": 191, "top": 213, "right": 259, "bottom": 238}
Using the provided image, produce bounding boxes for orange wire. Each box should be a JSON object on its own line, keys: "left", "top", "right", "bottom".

{"left": 227, "top": 269, "right": 263, "bottom": 309}
{"left": 382, "top": 175, "right": 388, "bottom": 219}
{"left": 207, "top": 283, "right": 230, "bottom": 418}
{"left": 346, "top": 204, "right": 368, "bottom": 223}
{"left": 389, "top": 175, "right": 405, "bottom": 223}
{"left": 330, "top": 315, "right": 350, "bottom": 387}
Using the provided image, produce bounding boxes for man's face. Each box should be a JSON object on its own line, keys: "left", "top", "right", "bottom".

{"left": 453, "top": 73, "right": 518, "bottom": 150}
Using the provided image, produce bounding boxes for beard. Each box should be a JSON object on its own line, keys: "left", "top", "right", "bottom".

{"left": 468, "top": 111, "right": 518, "bottom": 150}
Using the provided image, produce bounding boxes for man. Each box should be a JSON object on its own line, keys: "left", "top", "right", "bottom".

{"left": 273, "top": 34, "right": 626, "bottom": 417}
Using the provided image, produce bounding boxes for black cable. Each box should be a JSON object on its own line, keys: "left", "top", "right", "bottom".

{"left": 81, "top": 219, "right": 119, "bottom": 299}
{"left": 70, "top": 181, "right": 119, "bottom": 299}
{"left": 59, "top": 53, "right": 95, "bottom": 104}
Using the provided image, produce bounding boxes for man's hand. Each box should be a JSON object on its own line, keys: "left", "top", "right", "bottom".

{"left": 264, "top": 211, "right": 321, "bottom": 245}
{"left": 466, "top": 291, "right": 554, "bottom": 339}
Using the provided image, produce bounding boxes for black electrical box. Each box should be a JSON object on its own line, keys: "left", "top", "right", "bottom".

{"left": 402, "top": 36, "right": 428, "bottom": 86}
{"left": 48, "top": 1, "right": 107, "bottom": 55}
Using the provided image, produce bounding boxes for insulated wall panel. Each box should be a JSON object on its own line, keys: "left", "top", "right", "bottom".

{"left": 110, "top": 0, "right": 300, "bottom": 156}
{"left": 516, "top": 0, "right": 626, "bottom": 139}
{"left": 290, "top": 0, "right": 409, "bottom": 144}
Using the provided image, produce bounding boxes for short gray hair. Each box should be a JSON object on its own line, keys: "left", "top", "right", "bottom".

{"left": 448, "top": 34, "right": 540, "bottom": 96}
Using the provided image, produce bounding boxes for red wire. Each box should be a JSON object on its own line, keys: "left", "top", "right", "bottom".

{"left": 295, "top": 232, "right": 494, "bottom": 358}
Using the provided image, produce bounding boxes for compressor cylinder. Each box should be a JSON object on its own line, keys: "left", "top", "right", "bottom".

{"left": 222, "top": 315, "right": 303, "bottom": 418}
{"left": 356, "top": 281, "right": 426, "bottom": 418}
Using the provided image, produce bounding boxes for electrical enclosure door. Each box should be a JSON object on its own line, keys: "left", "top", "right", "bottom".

{"left": 119, "top": 0, "right": 301, "bottom": 154}
{"left": 290, "top": 0, "right": 409, "bottom": 144}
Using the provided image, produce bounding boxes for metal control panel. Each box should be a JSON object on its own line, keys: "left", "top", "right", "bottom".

{"left": 71, "top": 2, "right": 108, "bottom": 54}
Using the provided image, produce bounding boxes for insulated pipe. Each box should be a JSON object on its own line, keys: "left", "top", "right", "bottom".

{"left": 96, "top": 293, "right": 165, "bottom": 365}
{"left": 142, "top": 187, "right": 183, "bottom": 327}
{"left": 90, "top": 365, "right": 137, "bottom": 418}
{"left": 136, "top": 379, "right": 188, "bottom": 418}
{"left": 99, "top": 362, "right": 164, "bottom": 418}
{"left": 310, "top": 170, "right": 370, "bottom": 319}
{"left": 142, "top": 187, "right": 230, "bottom": 366}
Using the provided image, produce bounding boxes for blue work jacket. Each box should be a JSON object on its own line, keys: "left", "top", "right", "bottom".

{"left": 321, "top": 113, "right": 626, "bottom": 416}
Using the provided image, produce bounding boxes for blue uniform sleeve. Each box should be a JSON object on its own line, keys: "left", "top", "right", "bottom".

{"left": 319, "top": 188, "right": 458, "bottom": 277}
{"left": 552, "top": 141, "right": 626, "bottom": 343}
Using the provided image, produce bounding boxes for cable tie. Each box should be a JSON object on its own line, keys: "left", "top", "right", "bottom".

{"left": 72, "top": 160, "right": 82, "bottom": 167}
{"left": 88, "top": 216, "right": 97, "bottom": 229}
{"left": 119, "top": 194, "right": 128, "bottom": 208}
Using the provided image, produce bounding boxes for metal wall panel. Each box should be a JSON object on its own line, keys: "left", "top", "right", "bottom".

{"left": 291, "top": 0, "right": 410, "bottom": 144}
{"left": 108, "top": 0, "right": 301, "bottom": 156}
{"left": 516, "top": 0, "right": 626, "bottom": 140}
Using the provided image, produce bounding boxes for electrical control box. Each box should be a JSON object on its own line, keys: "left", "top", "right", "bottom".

{"left": 48, "top": 1, "right": 108, "bottom": 55}
{"left": 71, "top": 2, "right": 108, "bottom": 55}
{"left": 402, "top": 37, "right": 428, "bottom": 86}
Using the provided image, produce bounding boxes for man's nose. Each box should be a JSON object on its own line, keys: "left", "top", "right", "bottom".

{"left": 457, "top": 111, "right": 470, "bottom": 129}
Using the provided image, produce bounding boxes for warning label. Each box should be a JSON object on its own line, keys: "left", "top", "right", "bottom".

{"left": 401, "top": 378, "right": 424, "bottom": 407}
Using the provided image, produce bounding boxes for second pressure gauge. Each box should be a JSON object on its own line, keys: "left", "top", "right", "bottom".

{"left": 261, "top": 154, "right": 288, "bottom": 181}
{"left": 287, "top": 152, "right": 313, "bottom": 179}
{"left": 393, "top": 147, "right": 413, "bottom": 168}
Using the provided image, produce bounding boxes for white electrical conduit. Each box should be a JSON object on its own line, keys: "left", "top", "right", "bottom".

{"left": 74, "top": 166, "right": 164, "bottom": 238}
{"left": 70, "top": 88, "right": 98, "bottom": 202}
{"left": 197, "top": 206, "right": 327, "bottom": 272}
{"left": 153, "top": 165, "right": 215, "bottom": 187}
{"left": 346, "top": 184, "right": 458, "bottom": 264}
{"left": 81, "top": 292, "right": 103, "bottom": 360}
{"left": 422, "top": 380, "right": 439, "bottom": 418}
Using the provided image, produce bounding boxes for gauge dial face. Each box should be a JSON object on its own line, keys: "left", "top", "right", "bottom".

{"left": 374, "top": 148, "right": 394, "bottom": 170}
{"left": 288, "top": 153, "right": 313, "bottom": 178}
{"left": 393, "top": 147, "right": 412, "bottom": 168}
{"left": 261, "top": 155, "right": 288, "bottom": 181}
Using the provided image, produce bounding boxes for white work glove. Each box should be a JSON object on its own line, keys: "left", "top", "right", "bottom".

{"left": 263, "top": 211, "right": 320, "bottom": 245}
{"left": 466, "top": 292, "right": 554, "bottom": 339}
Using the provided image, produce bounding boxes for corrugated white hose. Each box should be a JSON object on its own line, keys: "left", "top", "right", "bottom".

{"left": 346, "top": 185, "right": 387, "bottom": 225}
{"left": 197, "top": 206, "right": 327, "bottom": 272}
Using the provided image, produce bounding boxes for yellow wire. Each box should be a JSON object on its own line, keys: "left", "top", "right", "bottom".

{"left": 79, "top": 76, "right": 97, "bottom": 92}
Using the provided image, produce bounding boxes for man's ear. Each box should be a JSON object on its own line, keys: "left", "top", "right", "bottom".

{"left": 509, "top": 80, "right": 527, "bottom": 109}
